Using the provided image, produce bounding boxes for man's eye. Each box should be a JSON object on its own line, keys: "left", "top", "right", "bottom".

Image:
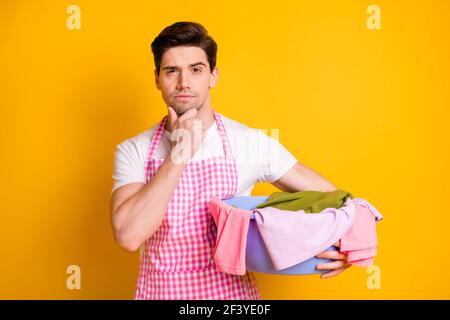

{"left": 167, "top": 70, "right": 175, "bottom": 73}
{"left": 193, "top": 68, "right": 202, "bottom": 72}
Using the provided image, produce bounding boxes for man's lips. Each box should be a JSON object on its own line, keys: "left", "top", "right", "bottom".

{"left": 175, "top": 95, "right": 195, "bottom": 100}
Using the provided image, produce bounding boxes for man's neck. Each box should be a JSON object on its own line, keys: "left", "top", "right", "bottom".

{"left": 196, "top": 105, "right": 215, "bottom": 131}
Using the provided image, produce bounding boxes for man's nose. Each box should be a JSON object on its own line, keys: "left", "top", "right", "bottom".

{"left": 176, "top": 70, "right": 191, "bottom": 90}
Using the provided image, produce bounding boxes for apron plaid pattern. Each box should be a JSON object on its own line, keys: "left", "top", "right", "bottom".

{"left": 134, "top": 111, "right": 261, "bottom": 300}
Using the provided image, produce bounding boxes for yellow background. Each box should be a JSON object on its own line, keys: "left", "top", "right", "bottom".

{"left": 1, "top": 0, "right": 449, "bottom": 299}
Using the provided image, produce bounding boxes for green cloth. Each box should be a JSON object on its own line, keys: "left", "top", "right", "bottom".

{"left": 255, "top": 189, "right": 354, "bottom": 213}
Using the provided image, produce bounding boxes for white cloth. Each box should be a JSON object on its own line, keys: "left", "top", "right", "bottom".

{"left": 111, "top": 112, "right": 298, "bottom": 196}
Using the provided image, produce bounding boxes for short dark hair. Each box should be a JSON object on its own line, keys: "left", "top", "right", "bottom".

{"left": 151, "top": 21, "right": 218, "bottom": 75}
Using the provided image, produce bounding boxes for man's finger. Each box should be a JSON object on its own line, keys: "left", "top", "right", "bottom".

{"left": 178, "top": 108, "right": 198, "bottom": 122}
{"left": 320, "top": 265, "right": 351, "bottom": 279}
{"left": 184, "top": 117, "right": 204, "bottom": 129}
{"left": 315, "top": 250, "right": 347, "bottom": 260}
{"left": 316, "top": 260, "right": 346, "bottom": 271}
{"left": 320, "top": 268, "right": 344, "bottom": 279}
{"left": 321, "top": 264, "right": 352, "bottom": 279}
{"left": 167, "top": 106, "right": 178, "bottom": 128}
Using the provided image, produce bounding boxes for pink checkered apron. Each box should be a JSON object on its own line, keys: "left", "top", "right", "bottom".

{"left": 134, "top": 111, "right": 261, "bottom": 300}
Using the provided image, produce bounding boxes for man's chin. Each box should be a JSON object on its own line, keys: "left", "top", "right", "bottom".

{"left": 174, "top": 105, "right": 199, "bottom": 115}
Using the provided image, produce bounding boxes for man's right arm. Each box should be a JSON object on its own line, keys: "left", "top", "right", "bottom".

{"left": 110, "top": 106, "right": 206, "bottom": 252}
{"left": 110, "top": 157, "right": 185, "bottom": 252}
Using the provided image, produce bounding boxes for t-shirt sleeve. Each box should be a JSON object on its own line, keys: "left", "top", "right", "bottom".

{"left": 111, "top": 139, "right": 147, "bottom": 194}
{"left": 255, "top": 129, "right": 298, "bottom": 183}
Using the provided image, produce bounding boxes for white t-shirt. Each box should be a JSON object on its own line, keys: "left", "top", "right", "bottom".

{"left": 111, "top": 112, "right": 298, "bottom": 196}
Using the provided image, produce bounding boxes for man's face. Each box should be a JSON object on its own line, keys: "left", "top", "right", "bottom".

{"left": 155, "top": 46, "right": 218, "bottom": 115}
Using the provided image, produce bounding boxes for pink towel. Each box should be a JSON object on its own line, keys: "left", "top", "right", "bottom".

{"left": 209, "top": 197, "right": 251, "bottom": 275}
{"left": 339, "top": 204, "right": 378, "bottom": 266}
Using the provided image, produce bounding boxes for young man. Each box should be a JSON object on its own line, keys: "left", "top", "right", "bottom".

{"left": 110, "top": 21, "right": 351, "bottom": 300}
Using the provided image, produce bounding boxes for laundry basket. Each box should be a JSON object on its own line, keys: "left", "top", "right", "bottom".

{"left": 223, "top": 196, "right": 338, "bottom": 275}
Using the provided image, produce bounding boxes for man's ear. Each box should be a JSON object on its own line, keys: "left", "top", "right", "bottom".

{"left": 209, "top": 67, "right": 218, "bottom": 89}
{"left": 154, "top": 69, "right": 161, "bottom": 90}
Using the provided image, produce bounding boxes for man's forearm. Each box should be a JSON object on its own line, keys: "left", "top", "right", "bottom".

{"left": 272, "top": 161, "right": 338, "bottom": 193}
{"left": 113, "top": 157, "right": 185, "bottom": 251}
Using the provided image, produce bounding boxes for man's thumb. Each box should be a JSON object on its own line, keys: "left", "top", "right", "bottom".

{"left": 167, "top": 106, "right": 178, "bottom": 127}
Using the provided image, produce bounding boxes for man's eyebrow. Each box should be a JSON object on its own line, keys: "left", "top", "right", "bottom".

{"left": 162, "top": 62, "right": 207, "bottom": 70}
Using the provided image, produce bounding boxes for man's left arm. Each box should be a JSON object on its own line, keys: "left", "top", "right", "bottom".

{"left": 271, "top": 161, "right": 352, "bottom": 279}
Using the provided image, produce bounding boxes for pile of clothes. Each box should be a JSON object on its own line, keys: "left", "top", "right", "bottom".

{"left": 209, "top": 190, "right": 384, "bottom": 276}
